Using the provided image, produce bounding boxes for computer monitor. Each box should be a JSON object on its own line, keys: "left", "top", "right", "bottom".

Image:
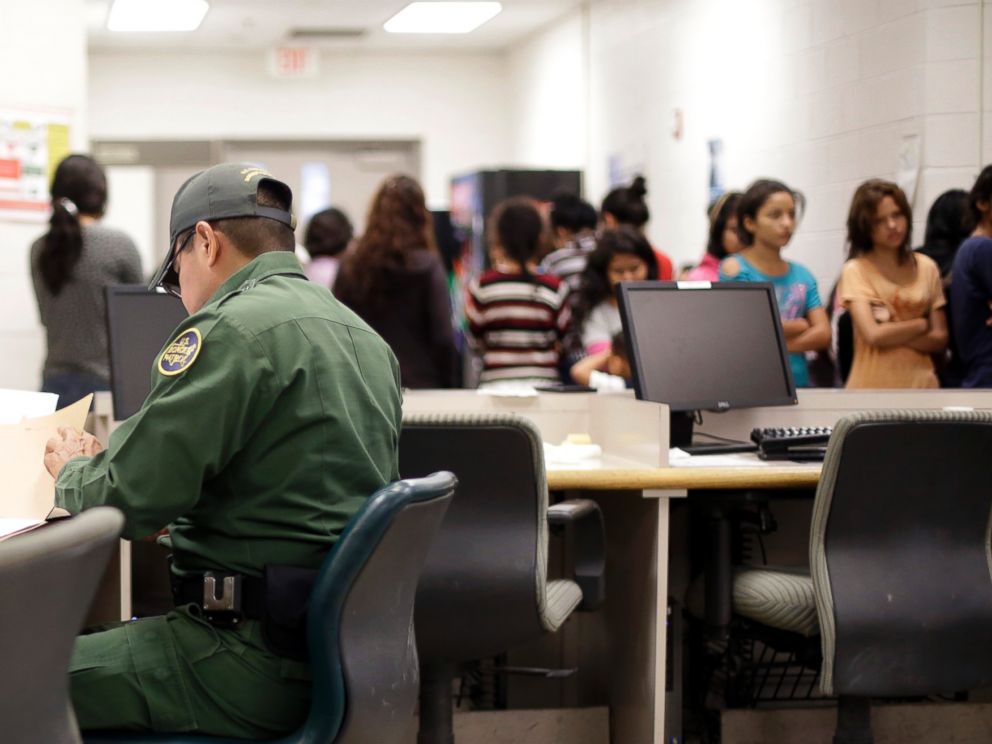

{"left": 616, "top": 281, "right": 797, "bottom": 450}
{"left": 106, "top": 285, "right": 188, "bottom": 421}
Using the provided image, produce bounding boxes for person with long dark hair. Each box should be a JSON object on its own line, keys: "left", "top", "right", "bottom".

{"left": 720, "top": 178, "right": 829, "bottom": 387}
{"left": 685, "top": 191, "right": 743, "bottom": 281}
{"left": 839, "top": 179, "right": 947, "bottom": 388}
{"left": 30, "top": 153, "right": 142, "bottom": 406}
{"left": 334, "top": 174, "right": 456, "bottom": 388}
{"left": 465, "top": 197, "right": 571, "bottom": 387}
{"left": 913, "top": 189, "right": 972, "bottom": 386}
{"left": 915, "top": 188, "right": 972, "bottom": 284}
{"left": 567, "top": 226, "right": 658, "bottom": 382}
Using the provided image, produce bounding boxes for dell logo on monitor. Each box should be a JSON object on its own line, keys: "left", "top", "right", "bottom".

{"left": 716, "top": 401, "right": 731, "bottom": 411}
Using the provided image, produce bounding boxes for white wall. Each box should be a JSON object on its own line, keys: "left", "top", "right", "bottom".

{"left": 87, "top": 49, "right": 512, "bottom": 209}
{"left": 0, "top": 0, "right": 88, "bottom": 390}
{"left": 103, "top": 165, "right": 156, "bottom": 273}
{"left": 509, "top": 0, "right": 991, "bottom": 297}
{"left": 507, "top": 9, "right": 587, "bottom": 171}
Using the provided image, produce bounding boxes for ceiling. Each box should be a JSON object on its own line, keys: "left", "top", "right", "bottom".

{"left": 86, "top": 0, "right": 585, "bottom": 52}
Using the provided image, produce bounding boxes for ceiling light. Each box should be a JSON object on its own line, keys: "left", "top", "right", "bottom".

{"left": 107, "top": 0, "right": 210, "bottom": 32}
{"left": 384, "top": 2, "right": 502, "bottom": 34}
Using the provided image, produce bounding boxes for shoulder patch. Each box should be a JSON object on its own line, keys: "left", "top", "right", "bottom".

{"left": 158, "top": 328, "right": 203, "bottom": 376}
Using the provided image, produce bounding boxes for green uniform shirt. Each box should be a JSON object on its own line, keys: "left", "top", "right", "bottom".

{"left": 55, "top": 251, "right": 403, "bottom": 577}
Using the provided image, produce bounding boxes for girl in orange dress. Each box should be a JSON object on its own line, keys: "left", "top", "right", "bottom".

{"left": 839, "top": 180, "right": 948, "bottom": 388}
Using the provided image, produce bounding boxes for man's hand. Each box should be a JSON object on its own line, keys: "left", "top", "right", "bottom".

{"left": 44, "top": 427, "right": 103, "bottom": 479}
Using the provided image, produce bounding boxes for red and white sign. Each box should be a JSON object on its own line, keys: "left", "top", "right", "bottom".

{"left": 0, "top": 108, "right": 72, "bottom": 222}
{"left": 268, "top": 47, "right": 319, "bottom": 79}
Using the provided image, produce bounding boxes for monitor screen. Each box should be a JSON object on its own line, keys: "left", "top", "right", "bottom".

{"left": 106, "top": 285, "right": 188, "bottom": 421}
{"left": 617, "top": 281, "right": 797, "bottom": 412}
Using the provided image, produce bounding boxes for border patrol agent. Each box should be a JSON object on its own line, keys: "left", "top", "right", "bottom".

{"left": 43, "top": 164, "right": 403, "bottom": 738}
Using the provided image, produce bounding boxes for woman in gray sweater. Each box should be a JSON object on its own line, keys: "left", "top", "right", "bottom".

{"left": 30, "top": 154, "right": 142, "bottom": 407}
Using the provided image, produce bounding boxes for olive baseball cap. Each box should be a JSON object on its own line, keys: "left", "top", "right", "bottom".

{"left": 150, "top": 163, "right": 296, "bottom": 295}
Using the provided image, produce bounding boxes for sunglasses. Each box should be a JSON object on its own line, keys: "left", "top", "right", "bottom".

{"left": 149, "top": 229, "right": 195, "bottom": 299}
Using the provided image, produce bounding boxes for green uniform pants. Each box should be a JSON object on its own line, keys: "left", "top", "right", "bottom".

{"left": 69, "top": 607, "right": 310, "bottom": 739}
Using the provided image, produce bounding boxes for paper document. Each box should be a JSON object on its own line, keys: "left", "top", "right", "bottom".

{"left": 0, "top": 388, "right": 57, "bottom": 424}
{"left": 0, "top": 518, "right": 45, "bottom": 541}
{"left": 668, "top": 448, "right": 821, "bottom": 469}
{"left": 0, "top": 395, "right": 93, "bottom": 539}
{"left": 476, "top": 384, "right": 539, "bottom": 398}
{"left": 544, "top": 441, "right": 603, "bottom": 465}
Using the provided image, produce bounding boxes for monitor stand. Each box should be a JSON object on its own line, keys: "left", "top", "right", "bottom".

{"left": 669, "top": 410, "right": 757, "bottom": 455}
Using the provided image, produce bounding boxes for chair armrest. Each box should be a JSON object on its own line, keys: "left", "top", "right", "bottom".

{"left": 548, "top": 499, "right": 605, "bottom": 611}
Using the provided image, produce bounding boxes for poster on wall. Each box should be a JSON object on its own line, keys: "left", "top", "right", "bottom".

{"left": 708, "top": 139, "right": 725, "bottom": 203}
{"left": 895, "top": 133, "right": 921, "bottom": 206}
{"left": 0, "top": 108, "right": 72, "bottom": 222}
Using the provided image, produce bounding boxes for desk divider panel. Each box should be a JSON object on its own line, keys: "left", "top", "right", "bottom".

{"left": 693, "top": 388, "right": 992, "bottom": 441}
{"left": 402, "top": 390, "right": 591, "bottom": 446}
{"left": 402, "top": 391, "right": 669, "bottom": 469}
{"left": 587, "top": 395, "right": 669, "bottom": 468}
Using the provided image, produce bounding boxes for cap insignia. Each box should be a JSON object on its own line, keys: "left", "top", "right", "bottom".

{"left": 240, "top": 167, "right": 272, "bottom": 183}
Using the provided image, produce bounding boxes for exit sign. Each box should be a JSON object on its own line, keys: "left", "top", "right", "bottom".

{"left": 268, "top": 47, "right": 319, "bottom": 78}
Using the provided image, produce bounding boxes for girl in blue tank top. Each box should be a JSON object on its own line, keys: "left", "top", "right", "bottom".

{"left": 719, "top": 179, "right": 831, "bottom": 387}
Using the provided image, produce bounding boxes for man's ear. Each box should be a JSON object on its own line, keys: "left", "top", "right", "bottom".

{"left": 195, "top": 221, "right": 223, "bottom": 267}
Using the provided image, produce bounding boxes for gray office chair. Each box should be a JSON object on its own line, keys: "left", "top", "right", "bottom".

{"left": 0, "top": 507, "right": 125, "bottom": 744}
{"left": 729, "top": 410, "right": 992, "bottom": 743}
{"left": 399, "top": 412, "right": 606, "bottom": 744}
{"left": 84, "top": 472, "right": 456, "bottom": 744}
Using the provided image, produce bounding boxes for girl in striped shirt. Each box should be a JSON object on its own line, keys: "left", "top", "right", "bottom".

{"left": 466, "top": 198, "right": 571, "bottom": 388}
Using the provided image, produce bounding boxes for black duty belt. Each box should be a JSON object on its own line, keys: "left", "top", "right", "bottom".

{"left": 171, "top": 566, "right": 318, "bottom": 660}
{"left": 171, "top": 572, "right": 265, "bottom": 627}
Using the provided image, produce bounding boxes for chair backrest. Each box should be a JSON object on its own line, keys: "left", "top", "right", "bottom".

{"left": 0, "top": 508, "right": 124, "bottom": 744}
{"left": 294, "top": 472, "right": 455, "bottom": 744}
{"left": 399, "top": 413, "right": 550, "bottom": 663}
{"left": 811, "top": 410, "right": 992, "bottom": 697}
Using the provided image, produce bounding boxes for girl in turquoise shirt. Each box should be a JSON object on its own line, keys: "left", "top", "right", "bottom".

{"left": 719, "top": 179, "right": 831, "bottom": 387}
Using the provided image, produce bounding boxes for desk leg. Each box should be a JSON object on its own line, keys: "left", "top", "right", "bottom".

{"left": 591, "top": 489, "right": 683, "bottom": 744}
{"left": 647, "top": 490, "right": 682, "bottom": 744}
{"left": 85, "top": 538, "right": 132, "bottom": 626}
{"left": 119, "top": 539, "right": 132, "bottom": 621}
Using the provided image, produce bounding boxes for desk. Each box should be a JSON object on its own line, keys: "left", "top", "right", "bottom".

{"left": 90, "top": 388, "right": 992, "bottom": 744}
{"left": 547, "top": 464, "right": 820, "bottom": 491}
{"left": 404, "top": 388, "right": 992, "bottom": 744}
{"left": 540, "top": 460, "right": 819, "bottom": 744}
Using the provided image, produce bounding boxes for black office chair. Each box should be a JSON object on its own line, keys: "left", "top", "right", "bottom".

{"left": 399, "top": 413, "right": 606, "bottom": 744}
{"left": 728, "top": 410, "right": 992, "bottom": 743}
{"left": 0, "top": 507, "right": 124, "bottom": 744}
{"left": 84, "top": 472, "right": 456, "bottom": 744}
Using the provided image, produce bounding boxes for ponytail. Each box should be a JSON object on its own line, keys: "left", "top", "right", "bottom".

{"left": 494, "top": 197, "right": 544, "bottom": 283}
{"left": 40, "top": 199, "right": 84, "bottom": 295}
{"left": 38, "top": 154, "right": 108, "bottom": 296}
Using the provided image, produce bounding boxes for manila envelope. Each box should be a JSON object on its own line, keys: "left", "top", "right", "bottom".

{"left": 0, "top": 394, "right": 93, "bottom": 522}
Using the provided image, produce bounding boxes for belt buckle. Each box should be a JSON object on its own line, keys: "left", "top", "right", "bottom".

{"left": 202, "top": 572, "right": 243, "bottom": 628}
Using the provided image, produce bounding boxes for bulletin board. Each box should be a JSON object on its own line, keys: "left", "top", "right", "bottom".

{"left": 0, "top": 108, "right": 72, "bottom": 222}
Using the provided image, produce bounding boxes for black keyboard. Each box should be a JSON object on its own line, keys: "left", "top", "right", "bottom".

{"left": 750, "top": 426, "right": 833, "bottom": 461}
